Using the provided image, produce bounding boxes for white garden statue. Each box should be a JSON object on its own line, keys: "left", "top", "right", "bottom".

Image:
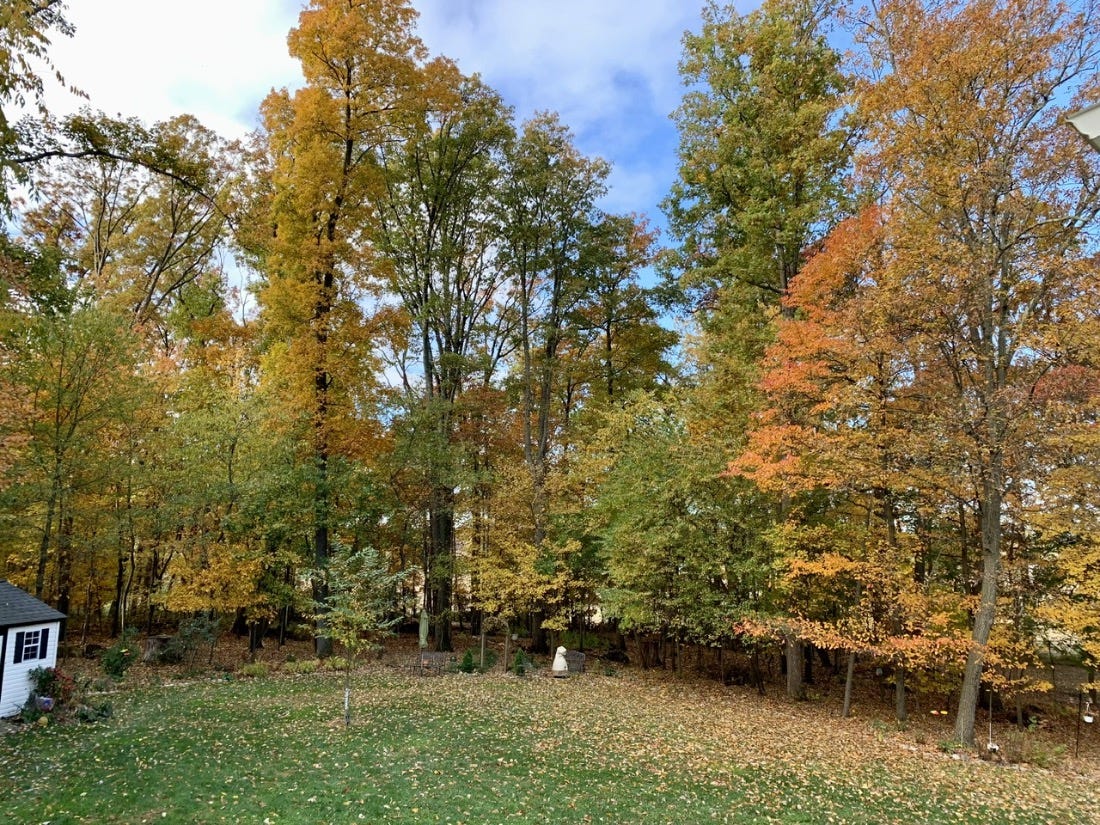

{"left": 552, "top": 645, "right": 569, "bottom": 677}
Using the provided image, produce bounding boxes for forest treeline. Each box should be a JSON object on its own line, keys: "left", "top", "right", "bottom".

{"left": 1, "top": 0, "right": 1098, "bottom": 746}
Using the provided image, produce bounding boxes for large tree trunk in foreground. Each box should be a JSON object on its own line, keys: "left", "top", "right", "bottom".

{"left": 428, "top": 486, "right": 455, "bottom": 652}
{"left": 955, "top": 476, "right": 1002, "bottom": 745}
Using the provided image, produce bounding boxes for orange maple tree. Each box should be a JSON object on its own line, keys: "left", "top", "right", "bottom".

{"left": 733, "top": 0, "right": 1100, "bottom": 743}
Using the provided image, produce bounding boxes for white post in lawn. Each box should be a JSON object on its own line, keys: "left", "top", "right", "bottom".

{"left": 344, "top": 679, "right": 351, "bottom": 728}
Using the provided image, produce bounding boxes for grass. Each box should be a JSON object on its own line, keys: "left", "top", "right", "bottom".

{"left": 2, "top": 666, "right": 1099, "bottom": 824}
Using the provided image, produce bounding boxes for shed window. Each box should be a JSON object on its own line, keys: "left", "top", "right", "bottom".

{"left": 13, "top": 628, "right": 49, "bottom": 664}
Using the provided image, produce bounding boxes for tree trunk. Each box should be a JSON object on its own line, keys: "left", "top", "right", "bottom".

{"left": 120, "top": 534, "right": 138, "bottom": 637}
{"left": 785, "top": 636, "right": 805, "bottom": 700}
{"left": 343, "top": 665, "right": 352, "bottom": 728}
{"left": 145, "top": 547, "right": 163, "bottom": 634}
{"left": 110, "top": 547, "right": 125, "bottom": 637}
{"left": 313, "top": 464, "right": 333, "bottom": 658}
{"left": 531, "top": 612, "right": 548, "bottom": 654}
{"left": 895, "top": 666, "right": 908, "bottom": 722}
{"left": 428, "top": 485, "right": 455, "bottom": 652}
{"left": 56, "top": 508, "right": 73, "bottom": 617}
{"left": 751, "top": 646, "right": 766, "bottom": 696}
{"left": 35, "top": 483, "right": 58, "bottom": 600}
{"left": 955, "top": 470, "right": 1003, "bottom": 745}
{"left": 310, "top": 242, "right": 336, "bottom": 659}
{"left": 842, "top": 651, "right": 857, "bottom": 718}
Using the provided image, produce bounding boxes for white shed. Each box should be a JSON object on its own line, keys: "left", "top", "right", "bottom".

{"left": 0, "top": 580, "right": 66, "bottom": 717}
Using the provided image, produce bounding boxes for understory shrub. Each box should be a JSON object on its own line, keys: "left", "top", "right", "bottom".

{"left": 284, "top": 659, "right": 320, "bottom": 675}
{"left": 20, "top": 699, "right": 48, "bottom": 724}
{"left": 999, "top": 729, "right": 1067, "bottom": 768}
{"left": 162, "top": 614, "right": 220, "bottom": 666}
{"left": 102, "top": 630, "right": 139, "bottom": 680}
{"left": 512, "top": 650, "right": 533, "bottom": 676}
{"left": 556, "top": 630, "right": 607, "bottom": 653}
{"left": 21, "top": 666, "right": 110, "bottom": 726}
{"left": 75, "top": 700, "right": 113, "bottom": 723}
{"left": 238, "top": 662, "right": 269, "bottom": 678}
{"left": 28, "top": 666, "right": 76, "bottom": 705}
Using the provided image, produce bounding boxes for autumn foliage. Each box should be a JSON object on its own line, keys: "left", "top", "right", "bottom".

{"left": 0, "top": 0, "right": 1098, "bottom": 755}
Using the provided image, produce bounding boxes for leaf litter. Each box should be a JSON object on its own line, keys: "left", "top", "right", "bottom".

{"left": 1, "top": 665, "right": 1097, "bottom": 824}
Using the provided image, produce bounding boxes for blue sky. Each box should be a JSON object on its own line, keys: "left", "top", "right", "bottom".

{"left": 45, "top": 0, "right": 716, "bottom": 238}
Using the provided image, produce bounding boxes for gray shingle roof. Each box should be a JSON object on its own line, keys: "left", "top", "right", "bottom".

{"left": 0, "top": 581, "right": 66, "bottom": 628}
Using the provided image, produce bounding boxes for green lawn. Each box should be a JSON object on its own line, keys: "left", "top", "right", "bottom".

{"left": 2, "top": 667, "right": 1098, "bottom": 824}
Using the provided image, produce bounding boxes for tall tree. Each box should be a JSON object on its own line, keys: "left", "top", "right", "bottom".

{"left": 376, "top": 71, "right": 512, "bottom": 650}
{"left": 729, "top": 208, "right": 968, "bottom": 718}
{"left": 842, "top": 0, "right": 1100, "bottom": 743}
{"left": 592, "top": 391, "right": 771, "bottom": 666}
{"left": 665, "top": 0, "right": 853, "bottom": 699}
{"left": 501, "top": 113, "right": 608, "bottom": 551}
{"left": 254, "top": 0, "right": 431, "bottom": 655}
{"left": 0, "top": 289, "right": 142, "bottom": 608}
{"left": 666, "top": 0, "right": 850, "bottom": 310}
{"left": 154, "top": 286, "right": 270, "bottom": 633}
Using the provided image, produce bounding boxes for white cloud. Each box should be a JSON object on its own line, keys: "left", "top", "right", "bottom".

{"left": 43, "top": 0, "right": 709, "bottom": 222}
{"left": 46, "top": 0, "right": 301, "bottom": 139}
{"left": 414, "top": 0, "right": 700, "bottom": 215}
{"left": 416, "top": 1, "right": 694, "bottom": 121}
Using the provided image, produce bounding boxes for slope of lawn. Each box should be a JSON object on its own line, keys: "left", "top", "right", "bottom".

{"left": 2, "top": 665, "right": 1099, "bottom": 824}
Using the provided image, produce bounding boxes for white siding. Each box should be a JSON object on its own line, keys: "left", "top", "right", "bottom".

{"left": 0, "top": 622, "right": 61, "bottom": 717}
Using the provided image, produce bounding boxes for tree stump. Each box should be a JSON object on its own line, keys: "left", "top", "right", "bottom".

{"left": 141, "top": 634, "right": 173, "bottom": 663}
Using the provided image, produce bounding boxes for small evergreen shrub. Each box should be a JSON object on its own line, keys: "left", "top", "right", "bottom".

{"left": 102, "top": 630, "right": 139, "bottom": 680}
{"left": 284, "top": 659, "right": 320, "bottom": 675}
{"left": 455, "top": 649, "right": 497, "bottom": 673}
{"left": 512, "top": 650, "right": 531, "bottom": 676}
{"left": 326, "top": 656, "right": 352, "bottom": 671}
